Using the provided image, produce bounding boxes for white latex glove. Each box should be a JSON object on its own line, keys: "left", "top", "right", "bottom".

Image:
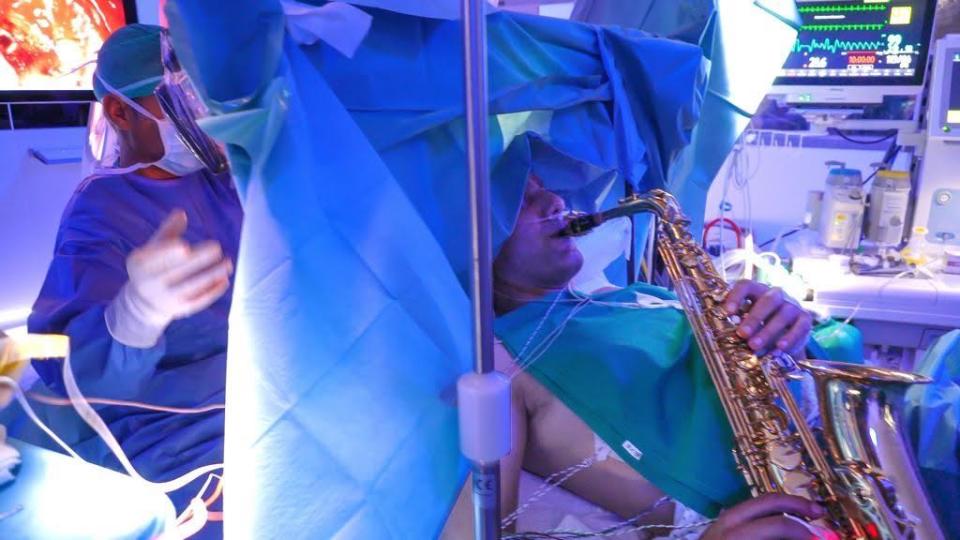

{"left": 106, "top": 210, "right": 234, "bottom": 348}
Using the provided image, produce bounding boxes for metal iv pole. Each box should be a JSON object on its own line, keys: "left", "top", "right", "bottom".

{"left": 458, "top": 0, "right": 510, "bottom": 539}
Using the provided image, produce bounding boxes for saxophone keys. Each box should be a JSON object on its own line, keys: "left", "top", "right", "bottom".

{"left": 735, "top": 353, "right": 760, "bottom": 370}
{"left": 764, "top": 352, "right": 800, "bottom": 374}
{"left": 717, "top": 329, "right": 742, "bottom": 344}
{"left": 766, "top": 407, "right": 793, "bottom": 430}
{"left": 767, "top": 443, "right": 808, "bottom": 472}
{"left": 780, "top": 468, "right": 815, "bottom": 495}
{"left": 680, "top": 253, "right": 699, "bottom": 268}
{"left": 738, "top": 444, "right": 771, "bottom": 467}
{"left": 705, "top": 276, "right": 726, "bottom": 288}
{"left": 720, "top": 336, "right": 742, "bottom": 350}
{"left": 731, "top": 449, "right": 755, "bottom": 487}
{"left": 708, "top": 305, "right": 728, "bottom": 319}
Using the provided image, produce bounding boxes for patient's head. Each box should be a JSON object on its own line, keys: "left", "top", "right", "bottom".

{"left": 494, "top": 176, "right": 583, "bottom": 314}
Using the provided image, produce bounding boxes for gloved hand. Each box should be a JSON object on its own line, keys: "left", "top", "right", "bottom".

{"left": 106, "top": 210, "right": 234, "bottom": 348}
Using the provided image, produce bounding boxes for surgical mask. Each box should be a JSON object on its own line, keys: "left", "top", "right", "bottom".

{"left": 95, "top": 73, "right": 206, "bottom": 177}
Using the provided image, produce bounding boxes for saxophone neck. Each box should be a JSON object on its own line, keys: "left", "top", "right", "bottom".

{"left": 559, "top": 189, "right": 682, "bottom": 237}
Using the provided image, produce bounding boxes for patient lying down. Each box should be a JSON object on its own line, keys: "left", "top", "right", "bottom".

{"left": 442, "top": 177, "right": 831, "bottom": 540}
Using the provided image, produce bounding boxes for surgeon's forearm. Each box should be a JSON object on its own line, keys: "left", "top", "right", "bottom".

{"left": 55, "top": 306, "right": 166, "bottom": 399}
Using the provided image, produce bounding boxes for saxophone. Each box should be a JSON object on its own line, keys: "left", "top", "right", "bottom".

{"left": 560, "top": 189, "right": 944, "bottom": 540}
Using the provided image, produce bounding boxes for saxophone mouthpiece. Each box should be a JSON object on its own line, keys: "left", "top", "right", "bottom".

{"left": 559, "top": 212, "right": 603, "bottom": 237}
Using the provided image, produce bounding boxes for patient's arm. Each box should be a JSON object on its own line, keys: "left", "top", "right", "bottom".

{"left": 441, "top": 343, "right": 673, "bottom": 538}
{"left": 514, "top": 360, "right": 675, "bottom": 528}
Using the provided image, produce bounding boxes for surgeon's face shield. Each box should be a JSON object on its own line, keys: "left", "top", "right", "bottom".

{"left": 84, "top": 30, "right": 228, "bottom": 175}
{"left": 154, "top": 30, "right": 228, "bottom": 174}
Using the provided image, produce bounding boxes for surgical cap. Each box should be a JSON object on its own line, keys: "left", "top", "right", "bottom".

{"left": 93, "top": 24, "right": 165, "bottom": 102}
{"left": 490, "top": 133, "right": 619, "bottom": 258}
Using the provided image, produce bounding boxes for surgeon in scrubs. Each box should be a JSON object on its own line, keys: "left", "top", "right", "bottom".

{"left": 27, "top": 24, "right": 240, "bottom": 537}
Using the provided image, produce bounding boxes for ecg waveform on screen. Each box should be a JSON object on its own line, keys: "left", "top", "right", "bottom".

{"left": 801, "top": 24, "right": 885, "bottom": 32}
{"left": 797, "top": 4, "right": 887, "bottom": 13}
{"left": 793, "top": 38, "right": 888, "bottom": 54}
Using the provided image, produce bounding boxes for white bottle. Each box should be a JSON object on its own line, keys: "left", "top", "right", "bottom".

{"left": 866, "top": 169, "right": 911, "bottom": 246}
{"left": 819, "top": 165, "right": 865, "bottom": 250}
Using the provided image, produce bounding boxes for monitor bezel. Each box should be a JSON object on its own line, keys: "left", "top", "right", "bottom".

{"left": 772, "top": 0, "right": 937, "bottom": 88}
{"left": 940, "top": 50, "right": 960, "bottom": 130}
{"left": 925, "top": 37, "right": 960, "bottom": 137}
{"left": 0, "top": 0, "right": 139, "bottom": 103}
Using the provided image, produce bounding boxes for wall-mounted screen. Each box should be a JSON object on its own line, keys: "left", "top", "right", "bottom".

{"left": 0, "top": 0, "right": 137, "bottom": 102}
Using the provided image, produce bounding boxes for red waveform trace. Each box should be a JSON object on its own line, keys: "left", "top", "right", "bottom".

{"left": 0, "top": 0, "right": 126, "bottom": 90}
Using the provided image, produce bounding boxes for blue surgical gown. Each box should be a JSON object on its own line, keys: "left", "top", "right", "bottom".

{"left": 26, "top": 168, "right": 242, "bottom": 532}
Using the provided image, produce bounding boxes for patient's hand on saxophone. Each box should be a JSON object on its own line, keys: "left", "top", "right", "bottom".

{"left": 700, "top": 494, "right": 829, "bottom": 540}
{"left": 722, "top": 280, "right": 811, "bottom": 358}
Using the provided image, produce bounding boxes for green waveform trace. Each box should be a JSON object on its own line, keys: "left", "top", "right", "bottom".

{"left": 798, "top": 4, "right": 887, "bottom": 13}
{"left": 801, "top": 23, "right": 886, "bottom": 32}
{"left": 793, "top": 38, "right": 887, "bottom": 54}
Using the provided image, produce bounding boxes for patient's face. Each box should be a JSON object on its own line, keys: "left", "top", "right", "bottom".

{"left": 494, "top": 176, "right": 584, "bottom": 291}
